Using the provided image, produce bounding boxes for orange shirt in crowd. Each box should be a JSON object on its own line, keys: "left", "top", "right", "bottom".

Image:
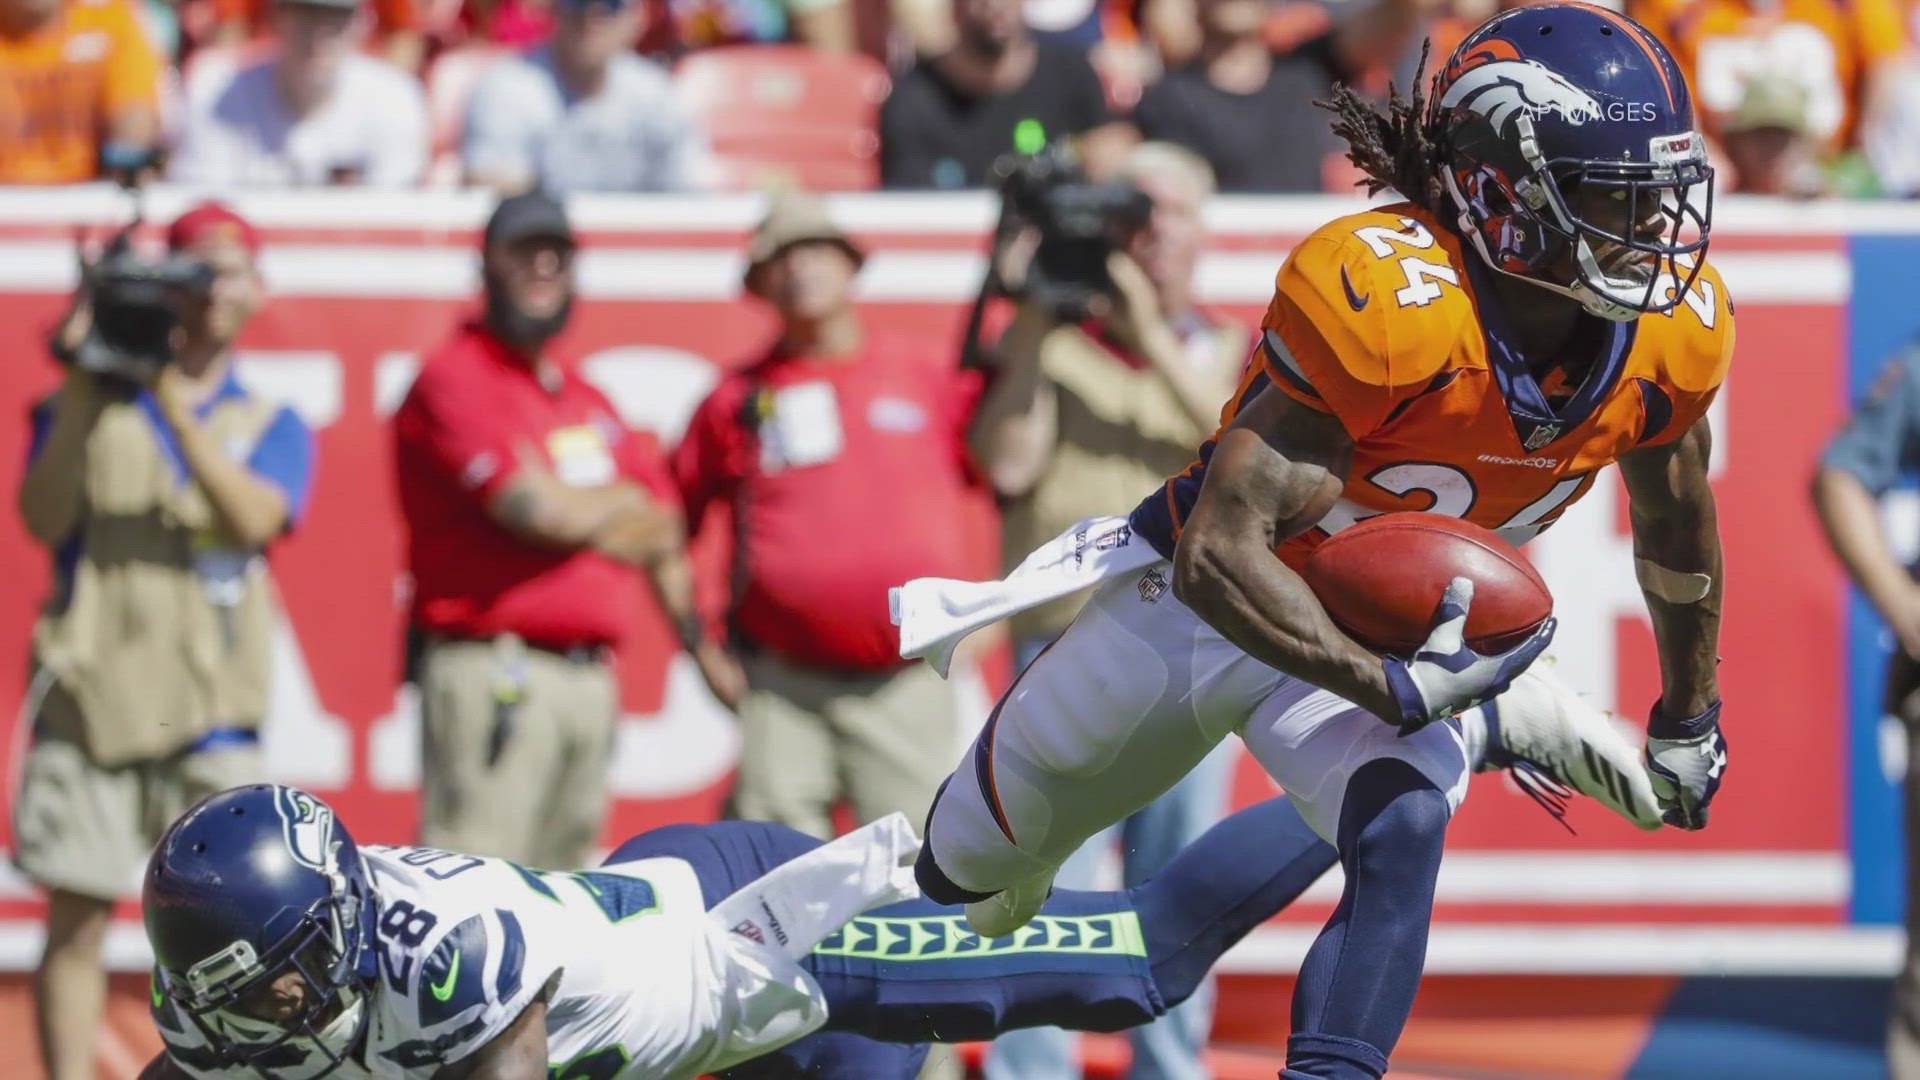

{"left": 1633, "top": 0, "right": 1908, "bottom": 146}
{"left": 211, "top": 0, "right": 419, "bottom": 41}
{"left": 0, "top": 0, "right": 162, "bottom": 183}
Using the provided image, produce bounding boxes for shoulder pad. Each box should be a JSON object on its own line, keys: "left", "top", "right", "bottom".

{"left": 1649, "top": 257, "right": 1735, "bottom": 396}
{"left": 376, "top": 905, "right": 533, "bottom": 1071}
{"left": 1262, "top": 206, "right": 1476, "bottom": 437}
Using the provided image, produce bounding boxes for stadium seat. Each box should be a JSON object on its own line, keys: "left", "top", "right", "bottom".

{"left": 423, "top": 43, "right": 507, "bottom": 187}
{"left": 673, "top": 45, "right": 890, "bottom": 191}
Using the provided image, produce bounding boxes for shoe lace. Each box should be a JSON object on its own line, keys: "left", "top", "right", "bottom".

{"left": 1507, "top": 761, "right": 1577, "bottom": 835}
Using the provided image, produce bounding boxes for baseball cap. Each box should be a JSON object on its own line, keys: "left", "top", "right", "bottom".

{"left": 484, "top": 191, "right": 575, "bottom": 249}
{"left": 743, "top": 191, "right": 864, "bottom": 292}
{"left": 167, "top": 201, "right": 261, "bottom": 258}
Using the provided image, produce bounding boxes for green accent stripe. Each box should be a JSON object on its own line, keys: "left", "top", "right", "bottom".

{"left": 511, "top": 863, "right": 560, "bottom": 902}
{"left": 813, "top": 912, "right": 1147, "bottom": 962}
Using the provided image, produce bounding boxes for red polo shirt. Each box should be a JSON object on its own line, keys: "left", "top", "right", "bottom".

{"left": 393, "top": 322, "right": 673, "bottom": 649}
{"left": 675, "top": 331, "right": 985, "bottom": 671}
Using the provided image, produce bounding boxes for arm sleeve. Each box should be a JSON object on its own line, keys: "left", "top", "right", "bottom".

{"left": 1824, "top": 349, "right": 1920, "bottom": 496}
{"left": 246, "top": 406, "right": 317, "bottom": 528}
{"left": 671, "top": 382, "right": 746, "bottom": 533}
{"left": 393, "top": 365, "right": 520, "bottom": 505}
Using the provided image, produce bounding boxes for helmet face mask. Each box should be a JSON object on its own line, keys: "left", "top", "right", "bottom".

{"left": 146, "top": 786, "right": 378, "bottom": 1080}
{"left": 1432, "top": 4, "right": 1714, "bottom": 322}
{"left": 172, "top": 900, "right": 370, "bottom": 1078}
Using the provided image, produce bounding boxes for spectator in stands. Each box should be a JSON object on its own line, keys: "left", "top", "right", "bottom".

{"left": 968, "top": 141, "right": 1246, "bottom": 1080}
{"left": 1863, "top": 42, "right": 1920, "bottom": 197}
{"left": 651, "top": 0, "right": 858, "bottom": 53}
{"left": 206, "top": 0, "right": 425, "bottom": 71}
{"left": 393, "top": 192, "right": 740, "bottom": 870}
{"left": 674, "top": 192, "right": 983, "bottom": 841}
{"left": 1813, "top": 343, "right": 1920, "bottom": 1080}
{"left": 170, "top": 0, "right": 430, "bottom": 188}
{"left": 16, "top": 203, "right": 311, "bottom": 1080}
{"left": 463, "top": 0, "right": 713, "bottom": 194}
{"left": 1132, "top": 0, "right": 1431, "bottom": 192}
{"left": 879, "top": 0, "right": 1136, "bottom": 188}
{"left": 1717, "top": 64, "right": 1829, "bottom": 195}
{"left": 1635, "top": 0, "right": 1899, "bottom": 174}
{"left": 0, "top": 0, "right": 163, "bottom": 184}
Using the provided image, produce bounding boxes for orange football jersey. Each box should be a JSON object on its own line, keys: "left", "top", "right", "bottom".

{"left": 1127, "top": 202, "right": 1734, "bottom": 568}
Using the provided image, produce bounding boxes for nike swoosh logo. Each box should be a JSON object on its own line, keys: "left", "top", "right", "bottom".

{"left": 429, "top": 950, "right": 461, "bottom": 1002}
{"left": 1340, "top": 265, "right": 1369, "bottom": 311}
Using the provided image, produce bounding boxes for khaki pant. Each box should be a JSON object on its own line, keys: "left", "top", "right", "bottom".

{"left": 418, "top": 637, "right": 617, "bottom": 870}
{"left": 729, "top": 652, "right": 962, "bottom": 840}
{"left": 12, "top": 679, "right": 261, "bottom": 901}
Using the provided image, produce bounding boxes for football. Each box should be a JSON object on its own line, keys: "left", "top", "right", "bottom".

{"left": 1301, "top": 512, "right": 1553, "bottom": 658}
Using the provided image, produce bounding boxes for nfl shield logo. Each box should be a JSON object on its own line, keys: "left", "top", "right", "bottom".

{"left": 1523, "top": 424, "right": 1559, "bottom": 453}
{"left": 1138, "top": 569, "right": 1168, "bottom": 603}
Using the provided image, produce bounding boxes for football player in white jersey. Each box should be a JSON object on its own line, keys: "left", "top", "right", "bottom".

{"left": 137, "top": 783, "right": 1340, "bottom": 1080}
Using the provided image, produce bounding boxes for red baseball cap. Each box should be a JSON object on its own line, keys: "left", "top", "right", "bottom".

{"left": 166, "top": 201, "right": 261, "bottom": 258}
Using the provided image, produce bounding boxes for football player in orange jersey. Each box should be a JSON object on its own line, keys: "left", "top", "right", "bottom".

{"left": 902, "top": 4, "right": 1730, "bottom": 1077}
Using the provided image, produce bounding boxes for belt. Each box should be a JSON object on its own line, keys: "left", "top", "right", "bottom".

{"left": 433, "top": 634, "right": 611, "bottom": 665}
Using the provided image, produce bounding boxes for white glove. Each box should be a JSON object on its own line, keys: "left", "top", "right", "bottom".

{"left": 1645, "top": 700, "right": 1726, "bottom": 830}
{"left": 1381, "top": 577, "right": 1556, "bottom": 735}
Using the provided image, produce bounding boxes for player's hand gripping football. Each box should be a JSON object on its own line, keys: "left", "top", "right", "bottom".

{"left": 1644, "top": 700, "right": 1727, "bottom": 830}
{"left": 1381, "top": 577, "right": 1556, "bottom": 735}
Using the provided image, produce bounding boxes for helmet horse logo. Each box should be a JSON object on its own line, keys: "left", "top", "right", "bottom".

{"left": 1440, "top": 45, "right": 1604, "bottom": 134}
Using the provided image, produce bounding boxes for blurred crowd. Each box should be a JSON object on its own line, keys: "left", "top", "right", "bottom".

{"left": 5, "top": 0, "right": 1920, "bottom": 197}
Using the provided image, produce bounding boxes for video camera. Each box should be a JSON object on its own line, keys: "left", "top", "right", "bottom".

{"left": 992, "top": 146, "right": 1153, "bottom": 320}
{"left": 68, "top": 217, "right": 215, "bottom": 383}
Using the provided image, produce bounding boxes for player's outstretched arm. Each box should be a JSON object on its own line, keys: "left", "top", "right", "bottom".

{"left": 1170, "top": 384, "right": 1397, "bottom": 716}
{"left": 1618, "top": 415, "right": 1728, "bottom": 829}
{"left": 430, "top": 996, "right": 552, "bottom": 1080}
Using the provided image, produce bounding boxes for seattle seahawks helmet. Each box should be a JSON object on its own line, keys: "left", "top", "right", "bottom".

{"left": 144, "top": 785, "right": 378, "bottom": 1079}
{"left": 1431, "top": 2, "right": 1712, "bottom": 321}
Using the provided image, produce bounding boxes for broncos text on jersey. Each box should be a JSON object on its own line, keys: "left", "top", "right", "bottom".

{"left": 154, "top": 845, "right": 766, "bottom": 1080}
{"left": 1128, "top": 201, "right": 1734, "bottom": 562}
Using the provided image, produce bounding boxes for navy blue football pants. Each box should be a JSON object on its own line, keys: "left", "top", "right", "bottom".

{"left": 604, "top": 794, "right": 1336, "bottom": 1079}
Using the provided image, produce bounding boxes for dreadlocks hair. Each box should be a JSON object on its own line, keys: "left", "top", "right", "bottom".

{"left": 1315, "top": 39, "right": 1449, "bottom": 214}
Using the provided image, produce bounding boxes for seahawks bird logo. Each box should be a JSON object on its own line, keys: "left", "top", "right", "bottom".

{"left": 1440, "top": 58, "right": 1604, "bottom": 132}
{"left": 275, "top": 787, "right": 338, "bottom": 874}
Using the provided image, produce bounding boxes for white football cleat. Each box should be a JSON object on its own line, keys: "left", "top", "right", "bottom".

{"left": 964, "top": 869, "right": 1055, "bottom": 939}
{"left": 1472, "top": 659, "right": 1664, "bottom": 831}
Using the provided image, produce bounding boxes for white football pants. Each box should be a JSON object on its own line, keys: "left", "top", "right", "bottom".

{"left": 923, "top": 560, "right": 1473, "bottom": 898}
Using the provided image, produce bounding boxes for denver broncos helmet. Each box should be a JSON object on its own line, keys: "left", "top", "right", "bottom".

{"left": 145, "top": 785, "right": 378, "bottom": 1078}
{"left": 1431, "top": 2, "right": 1712, "bottom": 321}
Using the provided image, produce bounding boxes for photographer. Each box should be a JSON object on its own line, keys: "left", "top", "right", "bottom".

{"left": 969, "top": 142, "right": 1247, "bottom": 1080}
{"left": 14, "top": 202, "right": 312, "bottom": 1080}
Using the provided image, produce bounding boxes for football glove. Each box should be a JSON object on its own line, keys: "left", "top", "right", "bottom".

{"left": 1645, "top": 699, "right": 1726, "bottom": 830}
{"left": 1382, "top": 577, "right": 1557, "bottom": 735}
